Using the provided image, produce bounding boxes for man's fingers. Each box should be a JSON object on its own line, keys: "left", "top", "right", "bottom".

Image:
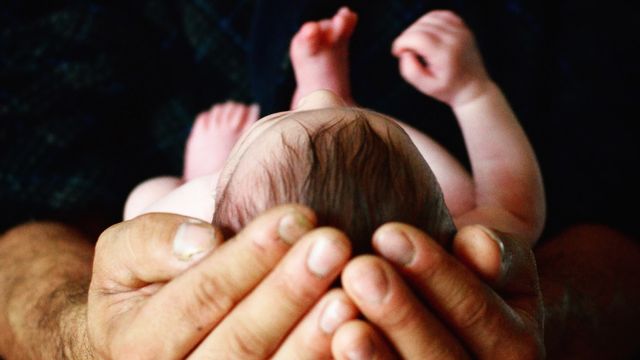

{"left": 341, "top": 256, "right": 469, "bottom": 359}
{"left": 193, "top": 228, "right": 351, "bottom": 359}
{"left": 451, "top": 225, "right": 504, "bottom": 285}
{"left": 453, "top": 225, "right": 544, "bottom": 334}
{"left": 265, "top": 289, "right": 357, "bottom": 360}
{"left": 332, "top": 320, "right": 397, "bottom": 360}
{"left": 94, "top": 213, "right": 223, "bottom": 288}
{"left": 125, "top": 205, "right": 317, "bottom": 359}
{"left": 372, "top": 223, "right": 544, "bottom": 359}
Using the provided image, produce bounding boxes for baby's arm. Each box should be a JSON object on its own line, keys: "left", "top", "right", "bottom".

{"left": 393, "top": 120, "right": 475, "bottom": 217}
{"left": 392, "top": 10, "right": 545, "bottom": 245}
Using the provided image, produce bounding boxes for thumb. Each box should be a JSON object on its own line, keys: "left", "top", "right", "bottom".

{"left": 452, "top": 225, "right": 538, "bottom": 294}
{"left": 93, "top": 213, "right": 222, "bottom": 288}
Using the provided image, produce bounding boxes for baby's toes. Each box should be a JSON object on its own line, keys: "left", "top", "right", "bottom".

{"left": 242, "top": 104, "right": 260, "bottom": 132}
{"left": 192, "top": 112, "right": 208, "bottom": 133}
{"left": 332, "top": 7, "right": 358, "bottom": 42}
{"left": 188, "top": 108, "right": 218, "bottom": 140}
{"left": 233, "top": 103, "right": 260, "bottom": 133}
{"left": 217, "top": 101, "right": 237, "bottom": 126}
{"left": 228, "top": 103, "right": 247, "bottom": 130}
{"left": 291, "top": 22, "right": 324, "bottom": 57}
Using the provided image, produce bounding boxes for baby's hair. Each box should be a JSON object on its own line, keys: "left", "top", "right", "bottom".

{"left": 213, "top": 110, "right": 456, "bottom": 254}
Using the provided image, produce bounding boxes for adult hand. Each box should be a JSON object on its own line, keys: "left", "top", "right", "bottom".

{"left": 332, "top": 223, "right": 544, "bottom": 359}
{"left": 88, "top": 205, "right": 358, "bottom": 359}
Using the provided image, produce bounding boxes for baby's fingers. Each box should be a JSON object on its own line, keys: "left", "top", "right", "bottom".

{"left": 398, "top": 52, "right": 438, "bottom": 94}
{"left": 392, "top": 29, "right": 441, "bottom": 58}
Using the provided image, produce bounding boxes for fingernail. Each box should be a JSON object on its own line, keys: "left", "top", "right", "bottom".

{"left": 173, "top": 220, "right": 217, "bottom": 261}
{"left": 346, "top": 337, "right": 374, "bottom": 360}
{"left": 307, "top": 236, "right": 347, "bottom": 278}
{"left": 479, "top": 226, "right": 507, "bottom": 277}
{"left": 351, "top": 263, "right": 388, "bottom": 304}
{"left": 319, "top": 298, "right": 352, "bottom": 334}
{"left": 278, "top": 211, "right": 313, "bottom": 244}
{"left": 374, "top": 228, "right": 415, "bottom": 266}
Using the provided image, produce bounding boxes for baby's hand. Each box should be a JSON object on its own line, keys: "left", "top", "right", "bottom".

{"left": 392, "top": 10, "right": 490, "bottom": 107}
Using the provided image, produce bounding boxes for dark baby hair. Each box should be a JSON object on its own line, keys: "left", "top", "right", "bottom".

{"left": 213, "top": 111, "right": 456, "bottom": 254}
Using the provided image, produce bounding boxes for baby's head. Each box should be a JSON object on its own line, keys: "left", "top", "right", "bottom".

{"left": 213, "top": 90, "right": 456, "bottom": 253}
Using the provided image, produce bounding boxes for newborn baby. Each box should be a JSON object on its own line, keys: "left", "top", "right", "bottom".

{"left": 125, "top": 8, "right": 545, "bottom": 253}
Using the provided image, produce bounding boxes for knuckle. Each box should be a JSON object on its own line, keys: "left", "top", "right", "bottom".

{"left": 450, "top": 287, "right": 489, "bottom": 330}
{"left": 416, "top": 30, "right": 437, "bottom": 43}
{"left": 501, "top": 331, "right": 545, "bottom": 360}
{"left": 188, "top": 271, "right": 235, "bottom": 321}
{"left": 378, "top": 299, "right": 416, "bottom": 330}
{"left": 419, "top": 249, "right": 447, "bottom": 279}
{"left": 441, "top": 33, "right": 459, "bottom": 46}
{"left": 278, "top": 268, "right": 320, "bottom": 305}
{"left": 434, "top": 10, "right": 463, "bottom": 22}
{"left": 95, "top": 222, "right": 122, "bottom": 252}
{"left": 226, "top": 321, "right": 269, "bottom": 359}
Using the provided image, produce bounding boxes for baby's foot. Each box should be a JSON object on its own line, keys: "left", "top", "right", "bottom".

{"left": 290, "top": 7, "right": 358, "bottom": 108}
{"left": 183, "top": 101, "right": 259, "bottom": 181}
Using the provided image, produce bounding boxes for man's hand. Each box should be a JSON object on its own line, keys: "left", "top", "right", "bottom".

{"left": 332, "top": 224, "right": 545, "bottom": 359}
{"left": 88, "top": 206, "right": 358, "bottom": 359}
{"left": 392, "top": 10, "right": 491, "bottom": 107}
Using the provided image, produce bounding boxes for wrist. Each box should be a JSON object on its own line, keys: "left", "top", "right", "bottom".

{"left": 6, "top": 281, "right": 95, "bottom": 359}
{"left": 0, "top": 222, "right": 95, "bottom": 358}
{"left": 57, "top": 284, "right": 95, "bottom": 359}
{"left": 450, "top": 79, "right": 497, "bottom": 109}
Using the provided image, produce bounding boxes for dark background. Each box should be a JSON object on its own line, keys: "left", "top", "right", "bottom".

{"left": 1, "top": 0, "right": 638, "bottom": 241}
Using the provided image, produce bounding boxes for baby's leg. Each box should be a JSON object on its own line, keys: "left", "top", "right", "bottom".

{"left": 124, "top": 102, "right": 258, "bottom": 220}
{"left": 290, "top": 7, "right": 357, "bottom": 108}
{"left": 124, "top": 176, "right": 183, "bottom": 220}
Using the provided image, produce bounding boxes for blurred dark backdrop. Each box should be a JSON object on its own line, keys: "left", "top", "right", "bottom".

{"left": 1, "top": 0, "right": 638, "bottom": 240}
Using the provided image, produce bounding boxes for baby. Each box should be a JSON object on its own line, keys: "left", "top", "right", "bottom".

{"left": 124, "top": 8, "right": 545, "bottom": 253}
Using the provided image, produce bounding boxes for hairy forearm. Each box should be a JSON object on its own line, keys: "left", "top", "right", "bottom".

{"left": 0, "top": 222, "right": 95, "bottom": 359}
{"left": 537, "top": 225, "right": 640, "bottom": 359}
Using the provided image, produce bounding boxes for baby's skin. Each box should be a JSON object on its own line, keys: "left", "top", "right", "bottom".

{"left": 125, "top": 8, "right": 545, "bottom": 246}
